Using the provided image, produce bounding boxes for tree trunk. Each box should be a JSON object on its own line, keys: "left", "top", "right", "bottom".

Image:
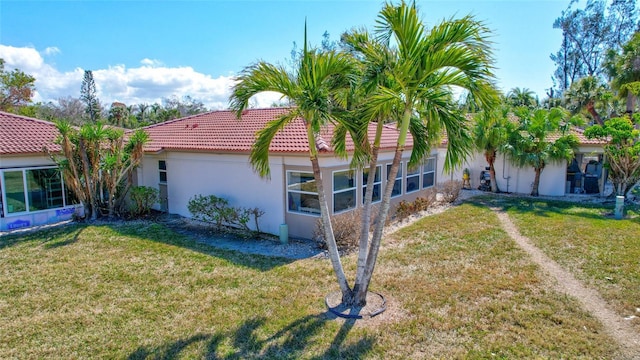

{"left": 485, "top": 149, "right": 500, "bottom": 193}
{"left": 306, "top": 124, "right": 352, "bottom": 302}
{"left": 353, "top": 106, "right": 412, "bottom": 306}
{"left": 531, "top": 167, "right": 542, "bottom": 196}
{"left": 353, "top": 121, "right": 383, "bottom": 303}
{"left": 586, "top": 100, "right": 604, "bottom": 125}
{"left": 78, "top": 139, "right": 98, "bottom": 220}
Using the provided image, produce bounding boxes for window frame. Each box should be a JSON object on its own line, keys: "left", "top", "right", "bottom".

{"left": 405, "top": 163, "right": 421, "bottom": 194}
{"left": 1, "top": 166, "right": 68, "bottom": 216}
{"left": 332, "top": 169, "right": 357, "bottom": 214}
{"left": 286, "top": 170, "right": 320, "bottom": 216}
{"left": 158, "top": 160, "right": 167, "bottom": 183}
{"left": 386, "top": 162, "right": 403, "bottom": 198}
{"left": 422, "top": 157, "right": 436, "bottom": 189}
{"left": 362, "top": 165, "right": 382, "bottom": 204}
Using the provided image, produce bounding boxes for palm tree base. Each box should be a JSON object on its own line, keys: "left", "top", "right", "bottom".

{"left": 325, "top": 290, "right": 387, "bottom": 319}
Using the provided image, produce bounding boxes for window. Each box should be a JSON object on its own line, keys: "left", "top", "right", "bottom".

{"left": 333, "top": 169, "right": 356, "bottom": 213}
{"left": 3, "top": 171, "right": 26, "bottom": 214}
{"left": 287, "top": 171, "right": 320, "bottom": 215}
{"left": 406, "top": 164, "right": 420, "bottom": 193}
{"left": 386, "top": 162, "right": 402, "bottom": 198}
{"left": 159, "top": 160, "right": 167, "bottom": 183}
{"left": 1, "top": 167, "right": 67, "bottom": 214}
{"left": 422, "top": 157, "right": 436, "bottom": 188}
{"left": 26, "top": 168, "right": 64, "bottom": 211}
{"left": 362, "top": 165, "right": 382, "bottom": 203}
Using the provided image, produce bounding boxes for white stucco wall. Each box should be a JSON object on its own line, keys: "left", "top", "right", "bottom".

{"left": 138, "top": 151, "right": 285, "bottom": 235}
{"left": 436, "top": 148, "right": 571, "bottom": 196}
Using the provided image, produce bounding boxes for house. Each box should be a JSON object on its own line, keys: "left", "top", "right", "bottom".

{"left": 439, "top": 127, "right": 609, "bottom": 196}
{"left": 137, "top": 108, "right": 439, "bottom": 239}
{"left": 0, "top": 111, "right": 81, "bottom": 231}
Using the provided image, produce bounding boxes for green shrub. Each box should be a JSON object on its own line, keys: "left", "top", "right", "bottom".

{"left": 130, "top": 186, "right": 159, "bottom": 216}
{"left": 394, "top": 188, "right": 438, "bottom": 221}
{"left": 187, "top": 194, "right": 264, "bottom": 236}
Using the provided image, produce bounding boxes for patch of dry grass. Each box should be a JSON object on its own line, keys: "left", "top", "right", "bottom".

{"left": 492, "top": 197, "right": 640, "bottom": 333}
{"left": 0, "top": 203, "right": 624, "bottom": 359}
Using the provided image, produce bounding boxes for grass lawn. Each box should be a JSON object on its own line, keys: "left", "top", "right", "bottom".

{"left": 0, "top": 202, "right": 627, "bottom": 359}
{"left": 484, "top": 196, "right": 640, "bottom": 334}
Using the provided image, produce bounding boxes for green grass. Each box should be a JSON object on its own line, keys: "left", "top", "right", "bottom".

{"left": 0, "top": 202, "right": 627, "bottom": 359}
{"left": 482, "top": 196, "right": 640, "bottom": 333}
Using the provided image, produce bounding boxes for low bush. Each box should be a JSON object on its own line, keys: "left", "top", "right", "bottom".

{"left": 130, "top": 186, "right": 159, "bottom": 217}
{"left": 394, "top": 188, "right": 438, "bottom": 221}
{"left": 314, "top": 208, "right": 378, "bottom": 252}
{"left": 187, "top": 194, "right": 264, "bottom": 236}
{"left": 439, "top": 180, "right": 462, "bottom": 203}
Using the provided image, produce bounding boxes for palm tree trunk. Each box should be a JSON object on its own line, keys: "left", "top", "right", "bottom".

{"left": 586, "top": 100, "right": 604, "bottom": 125}
{"left": 486, "top": 150, "right": 500, "bottom": 193}
{"left": 306, "top": 125, "right": 352, "bottom": 301}
{"left": 531, "top": 167, "right": 542, "bottom": 196}
{"left": 354, "top": 107, "right": 411, "bottom": 305}
{"left": 353, "top": 121, "right": 383, "bottom": 302}
{"left": 78, "top": 139, "right": 97, "bottom": 220}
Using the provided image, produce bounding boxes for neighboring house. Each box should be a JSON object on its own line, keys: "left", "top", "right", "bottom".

{"left": 441, "top": 127, "right": 609, "bottom": 196}
{"left": 0, "top": 111, "right": 81, "bottom": 231}
{"left": 137, "top": 108, "right": 439, "bottom": 239}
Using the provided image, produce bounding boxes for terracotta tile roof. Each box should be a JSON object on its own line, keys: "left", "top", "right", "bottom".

{"left": 0, "top": 111, "right": 61, "bottom": 155}
{"left": 548, "top": 126, "right": 608, "bottom": 145}
{"left": 142, "top": 107, "right": 409, "bottom": 154}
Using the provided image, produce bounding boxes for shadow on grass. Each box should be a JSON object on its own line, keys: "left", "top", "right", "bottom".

{"left": 0, "top": 223, "right": 84, "bottom": 250}
{"left": 466, "top": 194, "right": 640, "bottom": 223}
{"left": 127, "top": 313, "right": 374, "bottom": 360}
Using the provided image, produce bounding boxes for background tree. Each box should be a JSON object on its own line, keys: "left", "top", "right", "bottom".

{"left": 563, "top": 76, "right": 608, "bottom": 125}
{"left": 606, "top": 31, "right": 640, "bottom": 115}
{"left": 472, "top": 105, "right": 513, "bottom": 192}
{"left": 551, "top": 0, "right": 638, "bottom": 93}
{"left": 80, "top": 70, "right": 101, "bottom": 122}
{"left": 585, "top": 114, "right": 640, "bottom": 196}
{"left": 505, "top": 107, "right": 580, "bottom": 196}
{"left": 0, "top": 58, "right": 36, "bottom": 113}
{"left": 506, "top": 87, "right": 538, "bottom": 108}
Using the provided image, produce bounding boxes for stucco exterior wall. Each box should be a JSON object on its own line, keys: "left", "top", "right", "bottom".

{"left": 138, "top": 151, "right": 285, "bottom": 236}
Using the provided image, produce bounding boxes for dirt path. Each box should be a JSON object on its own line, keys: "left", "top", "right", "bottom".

{"left": 491, "top": 208, "right": 640, "bottom": 359}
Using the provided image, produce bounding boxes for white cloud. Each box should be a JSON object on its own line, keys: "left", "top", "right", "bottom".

{"left": 0, "top": 44, "right": 280, "bottom": 110}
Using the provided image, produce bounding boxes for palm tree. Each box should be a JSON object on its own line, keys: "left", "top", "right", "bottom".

{"left": 505, "top": 107, "right": 580, "bottom": 196}
{"left": 607, "top": 32, "right": 640, "bottom": 115}
{"left": 507, "top": 87, "right": 538, "bottom": 108}
{"left": 345, "top": 2, "right": 498, "bottom": 305}
{"left": 229, "top": 26, "right": 358, "bottom": 302}
{"left": 564, "top": 76, "right": 607, "bottom": 125}
{"left": 472, "top": 105, "right": 512, "bottom": 192}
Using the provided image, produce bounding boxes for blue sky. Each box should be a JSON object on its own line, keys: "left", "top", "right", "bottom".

{"left": 0, "top": 0, "right": 570, "bottom": 109}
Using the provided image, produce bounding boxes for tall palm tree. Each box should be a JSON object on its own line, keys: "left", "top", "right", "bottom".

{"left": 346, "top": 1, "right": 498, "bottom": 305}
{"left": 505, "top": 107, "right": 580, "bottom": 196}
{"left": 507, "top": 87, "right": 538, "bottom": 108}
{"left": 229, "top": 26, "right": 358, "bottom": 301}
{"left": 472, "top": 105, "right": 512, "bottom": 192}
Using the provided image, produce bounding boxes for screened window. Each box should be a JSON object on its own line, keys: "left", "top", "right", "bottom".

{"left": 287, "top": 171, "right": 320, "bottom": 215}
{"left": 422, "top": 157, "right": 436, "bottom": 188}
{"left": 27, "top": 168, "right": 64, "bottom": 211}
{"left": 362, "top": 165, "right": 382, "bottom": 203}
{"left": 333, "top": 170, "right": 356, "bottom": 213}
{"left": 3, "top": 171, "right": 26, "bottom": 214}
{"left": 386, "top": 162, "right": 402, "bottom": 198}
{"left": 159, "top": 160, "right": 167, "bottom": 183}
{"left": 406, "top": 164, "right": 420, "bottom": 193}
{"left": 1, "top": 167, "right": 66, "bottom": 214}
